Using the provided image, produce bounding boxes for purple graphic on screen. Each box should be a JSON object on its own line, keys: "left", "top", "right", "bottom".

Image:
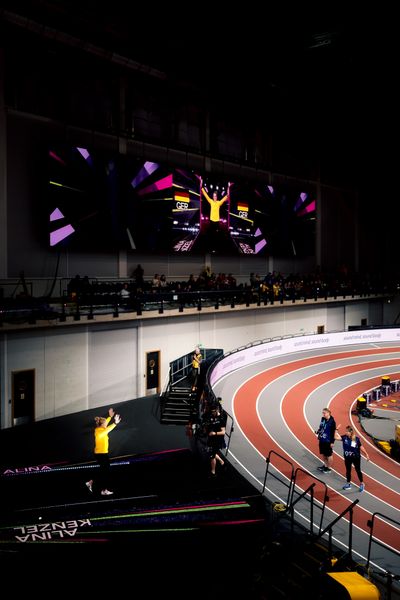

{"left": 50, "top": 208, "right": 64, "bottom": 222}
{"left": 294, "top": 192, "right": 308, "bottom": 212}
{"left": 131, "top": 161, "right": 159, "bottom": 188}
{"left": 50, "top": 224, "right": 75, "bottom": 246}
{"left": 77, "top": 147, "right": 90, "bottom": 161}
{"left": 137, "top": 174, "right": 173, "bottom": 196}
{"left": 255, "top": 239, "right": 267, "bottom": 254}
{"left": 267, "top": 185, "right": 274, "bottom": 195}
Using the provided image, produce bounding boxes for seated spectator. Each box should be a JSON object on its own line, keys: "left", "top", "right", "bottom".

{"left": 120, "top": 283, "right": 130, "bottom": 299}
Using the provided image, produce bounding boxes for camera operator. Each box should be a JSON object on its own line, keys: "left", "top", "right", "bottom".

{"left": 204, "top": 403, "right": 227, "bottom": 476}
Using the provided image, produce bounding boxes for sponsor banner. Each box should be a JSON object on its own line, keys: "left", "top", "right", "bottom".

{"left": 210, "top": 329, "right": 400, "bottom": 385}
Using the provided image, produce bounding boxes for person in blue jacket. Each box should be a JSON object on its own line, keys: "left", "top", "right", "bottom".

{"left": 335, "top": 425, "right": 369, "bottom": 492}
{"left": 315, "top": 407, "right": 336, "bottom": 473}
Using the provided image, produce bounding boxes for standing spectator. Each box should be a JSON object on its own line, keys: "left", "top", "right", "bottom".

{"left": 67, "top": 274, "right": 82, "bottom": 300}
{"left": 86, "top": 407, "right": 121, "bottom": 496}
{"left": 335, "top": 425, "right": 369, "bottom": 491}
{"left": 191, "top": 346, "right": 202, "bottom": 390}
{"left": 315, "top": 407, "right": 336, "bottom": 473}
{"left": 132, "top": 264, "right": 144, "bottom": 287}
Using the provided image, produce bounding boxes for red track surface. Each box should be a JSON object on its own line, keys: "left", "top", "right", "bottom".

{"left": 232, "top": 347, "right": 400, "bottom": 553}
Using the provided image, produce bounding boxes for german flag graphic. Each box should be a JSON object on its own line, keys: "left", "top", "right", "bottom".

{"left": 175, "top": 190, "right": 190, "bottom": 204}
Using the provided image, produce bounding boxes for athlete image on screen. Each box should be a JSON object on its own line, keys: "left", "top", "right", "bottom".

{"left": 196, "top": 182, "right": 231, "bottom": 252}
{"left": 190, "top": 180, "right": 235, "bottom": 253}
{"left": 201, "top": 187, "right": 228, "bottom": 227}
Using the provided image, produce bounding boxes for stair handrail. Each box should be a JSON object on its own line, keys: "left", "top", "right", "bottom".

{"left": 223, "top": 414, "right": 234, "bottom": 457}
{"left": 366, "top": 511, "right": 400, "bottom": 575}
{"left": 170, "top": 351, "right": 193, "bottom": 387}
{"left": 263, "top": 450, "right": 295, "bottom": 508}
{"left": 316, "top": 498, "right": 359, "bottom": 562}
{"left": 160, "top": 366, "right": 171, "bottom": 397}
{"left": 168, "top": 348, "right": 224, "bottom": 389}
{"left": 291, "top": 468, "right": 329, "bottom": 534}
{"left": 288, "top": 482, "right": 316, "bottom": 536}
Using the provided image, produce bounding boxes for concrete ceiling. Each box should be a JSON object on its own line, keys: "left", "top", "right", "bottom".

{"left": 1, "top": 2, "right": 396, "bottom": 175}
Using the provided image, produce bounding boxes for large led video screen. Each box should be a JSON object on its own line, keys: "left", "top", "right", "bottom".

{"left": 47, "top": 145, "right": 316, "bottom": 256}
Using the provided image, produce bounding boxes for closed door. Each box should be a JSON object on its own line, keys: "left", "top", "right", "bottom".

{"left": 146, "top": 351, "right": 160, "bottom": 394}
{"left": 12, "top": 369, "right": 35, "bottom": 425}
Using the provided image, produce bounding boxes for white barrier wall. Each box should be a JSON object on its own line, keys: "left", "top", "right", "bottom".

{"left": 210, "top": 328, "right": 400, "bottom": 386}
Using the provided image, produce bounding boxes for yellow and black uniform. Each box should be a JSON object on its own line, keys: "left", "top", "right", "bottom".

{"left": 93, "top": 416, "right": 118, "bottom": 492}
{"left": 192, "top": 351, "right": 202, "bottom": 371}
{"left": 192, "top": 350, "right": 202, "bottom": 388}
{"left": 202, "top": 188, "right": 228, "bottom": 222}
{"left": 94, "top": 417, "right": 116, "bottom": 454}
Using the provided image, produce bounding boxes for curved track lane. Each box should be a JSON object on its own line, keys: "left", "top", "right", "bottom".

{"left": 213, "top": 344, "right": 400, "bottom": 574}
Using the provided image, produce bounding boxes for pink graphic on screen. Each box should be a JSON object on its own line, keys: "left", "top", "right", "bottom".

{"left": 137, "top": 174, "right": 173, "bottom": 196}
{"left": 49, "top": 151, "right": 66, "bottom": 166}
{"left": 297, "top": 200, "right": 316, "bottom": 217}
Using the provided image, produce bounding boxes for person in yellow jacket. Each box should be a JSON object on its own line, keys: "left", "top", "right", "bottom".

{"left": 201, "top": 188, "right": 228, "bottom": 223}
{"left": 86, "top": 407, "right": 121, "bottom": 496}
{"left": 192, "top": 346, "right": 202, "bottom": 390}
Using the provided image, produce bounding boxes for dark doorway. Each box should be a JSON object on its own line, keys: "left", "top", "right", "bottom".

{"left": 12, "top": 369, "right": 35, "bottom": 425}
{"left": 146, "top": 351, "right": 160, "bottom": 394}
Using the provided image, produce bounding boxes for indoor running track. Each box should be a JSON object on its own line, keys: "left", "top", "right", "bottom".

{"left": 213, "top": 343, "right": 400, "bottom": 576}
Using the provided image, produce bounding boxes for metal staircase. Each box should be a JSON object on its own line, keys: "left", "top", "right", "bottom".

{"left": 160, "top": 348, "right": 223, "bottom": 425}
{"left": 160, "top": 384, "right": 192, "bottom": 424}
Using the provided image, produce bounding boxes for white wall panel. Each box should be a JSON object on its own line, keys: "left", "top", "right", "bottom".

{"left": 383, "top": 295, "right": 400, "bottom": 325}
{"left": 44, "top": 330, "right": 87, "bottom": 417}
{"left": 204, "top": 311, "right": 259, "bottom": 352}
{"left": 88, "top": 324, "right": 137, "bottom": 409}
{"left": 345, "top": 302, "right": 368, "bottom": 330}
{"left": 326, "top": 305, "right": 344, "bottom": 332}
{"left": 368, "top": 301, "right": 383, "bottom": 327}
{"left": 284, "top": 305, "right": 326, "bottom": 335}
